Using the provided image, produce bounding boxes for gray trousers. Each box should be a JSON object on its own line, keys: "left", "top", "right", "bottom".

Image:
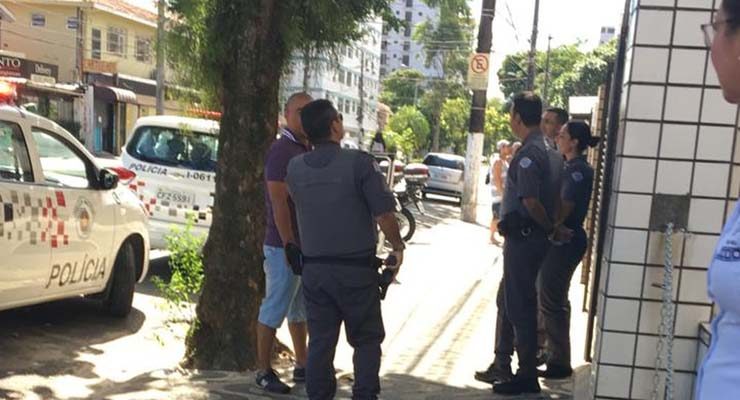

{"left": 494, "top": 234, "right": 549, "bottom": 378}
{"left": 302, "top": 263, "right": 385, "bottom": 400}
{"left": 538, "top": 228, "right": 588, "bottom": 368}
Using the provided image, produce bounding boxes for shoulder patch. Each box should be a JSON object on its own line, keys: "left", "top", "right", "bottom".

{"left": 519, "top": 157, "right": 533, "bottom": 169}
{"left": 571, "top": 171, "right": 584, "bottom": 182}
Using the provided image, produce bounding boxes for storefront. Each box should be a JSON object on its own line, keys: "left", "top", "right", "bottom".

{"left": 0, "top": 55, "right": 83, "bottom": 138}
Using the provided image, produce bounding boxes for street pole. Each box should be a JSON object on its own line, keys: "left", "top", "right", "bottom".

{"left": 358, "top": 50, "right": 366, "bottom": 144}
{"left": 461, "top": 0, "right": 496, "bottom": 223}
{"left": 526, "top": 0, "right": 540, "bottom": 91}
{"left": 155, "top": 0, "right": 165, "bottom": 115}
{"left": 543, "top": 35, "right": 552, "bottom": 106}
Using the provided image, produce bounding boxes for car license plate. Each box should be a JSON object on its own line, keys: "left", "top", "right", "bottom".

{"left": 157, "top": 189, "right": 194, "bottom": 205}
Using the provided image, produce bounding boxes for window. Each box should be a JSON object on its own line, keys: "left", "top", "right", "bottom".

{"left": 402, "top": 55, "right": 410, "bottom": 66}
{"left": 0, "top": 121, "right": 33, "bottom": 182}
{"left": 126, "top": 126, "right": 218, "bottom": 172}
{"left": 32, "top": 129, "right": 90, "bottom": 189}
{"left": 91, "top": 29, "right": 102, "bottom": 60}
{"left": 67, "top": 16, "right": 79, "bottom": 30}
{"left": 107, "top": 27, "right": 127, "bottom": 57}
{"left": 135, "top": 37, "right": 152, "bottom": 63}
{"left": 31, "top": 13, "right": 45, "bottom": 27}
{"left": 403, "top": 41, "right": 410, "bottom": 52}
{"left": 338, "top": 70, "right": 346, "bottom": 85}
{"left": 406, "top": 0, "right": 413, "bottom": 6}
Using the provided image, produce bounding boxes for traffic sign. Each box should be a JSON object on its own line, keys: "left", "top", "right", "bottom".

{"left": 467, "top": 53, "right": 490, "bottom": 91}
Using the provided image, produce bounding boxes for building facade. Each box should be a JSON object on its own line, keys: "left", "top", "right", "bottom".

{"left": 600, "top": 26, "right": 617, "bottom": 45}
{"left": 380, "top": 0, "right": 441, "bottom": 78}
{"left": 282, "top": 19, "right": 383, "bottom": 146}
{"left": 0, "top": 0, "right": 184, "bottom": 155}
{"left": 585, "top": 1, "right": 739, "bottom": 399}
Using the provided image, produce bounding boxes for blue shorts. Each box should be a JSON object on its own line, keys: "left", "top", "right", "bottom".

{"left": 258, "top": 245, "right": 306, "bottom": 329}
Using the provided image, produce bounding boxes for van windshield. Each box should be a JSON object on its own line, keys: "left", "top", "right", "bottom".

{"left": 126, "top": 125, "right": 218, "bottom": 172}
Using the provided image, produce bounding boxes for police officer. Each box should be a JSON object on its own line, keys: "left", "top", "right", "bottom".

{"left": 490, "top": 92, "right": 568, "bottom": 395}
{"left": 286, "top": 99, "right": 404, "bottom": 400}
{"left": 538, "top": 121, "right": 598, "bottom": 379}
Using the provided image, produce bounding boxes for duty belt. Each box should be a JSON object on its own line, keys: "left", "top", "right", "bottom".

{"left": 303, "top": 255, "right": 379, "bottom": 269}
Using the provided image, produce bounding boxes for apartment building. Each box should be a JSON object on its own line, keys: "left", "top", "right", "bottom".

{"left": 380, "top": 0, "right": 441, "bottom": 78}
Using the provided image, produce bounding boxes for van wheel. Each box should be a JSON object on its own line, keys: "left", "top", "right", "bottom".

{"left": 104, "top": 242, "right": 136, "bottom": 318}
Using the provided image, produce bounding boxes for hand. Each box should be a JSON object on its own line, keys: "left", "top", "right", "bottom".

{"left": 386, "top": 250, "right": 404, "bottom": 278}
{"left": 552, "top": 225, "right": 573, "bottom": 243}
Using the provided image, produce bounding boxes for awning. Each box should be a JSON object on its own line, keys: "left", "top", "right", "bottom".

{"left": 94, "top": 85, "right": 137, "bottom": 104}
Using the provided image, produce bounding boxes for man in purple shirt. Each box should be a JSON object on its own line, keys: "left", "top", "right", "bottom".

{"left": 256, "top": 92, "right": 312, "bottom": 394}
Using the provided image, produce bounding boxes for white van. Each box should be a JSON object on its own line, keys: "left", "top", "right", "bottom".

{"left": 121, "top": 116, "right": 219, "bottom": 248}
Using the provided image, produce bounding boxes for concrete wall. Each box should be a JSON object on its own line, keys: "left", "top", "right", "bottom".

{"left": 589, "top": 0, "right": 740, "bottom": 399}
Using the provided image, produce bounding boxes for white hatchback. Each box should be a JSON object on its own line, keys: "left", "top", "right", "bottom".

{"left": 421, "top": 153, "right": 465, "bottom": 203}
{"left": 0, "top": 102, "right": 150, "bottom": 317}
{"left": 121, "top": 116, "right": 219, "bottom": 249}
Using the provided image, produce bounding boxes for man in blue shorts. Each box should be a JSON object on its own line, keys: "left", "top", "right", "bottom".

{"left": 256, "top": 92, "right": 313, "bottom": 394}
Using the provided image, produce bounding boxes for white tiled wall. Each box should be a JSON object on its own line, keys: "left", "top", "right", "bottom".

{"left": 592, "top": 0, "right": 740, "bottom": 399}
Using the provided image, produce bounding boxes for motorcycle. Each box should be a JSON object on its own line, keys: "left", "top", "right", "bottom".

{"left": 392, "top": 163, "right": 429, "bottom": 242}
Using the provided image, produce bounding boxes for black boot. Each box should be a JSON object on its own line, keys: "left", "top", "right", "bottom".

{"left": 538, "top": 364, "right": 573, "bottom": 380}
{"left": 492, "top": 374, "right": 541, "bottom": 395}
{"left": 474, "top": 362, "right": 513, "bottom": 384}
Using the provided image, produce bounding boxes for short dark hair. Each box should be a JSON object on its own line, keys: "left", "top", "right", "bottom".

{"left": 722, "top": 0, "right": 740, "bottom": 31}
{"left": 546, "top": 107, "right": 569, "bottom": 125}
{"left": 566, "top": 120, "right": 600, "bottom": 152}
{"left": 300, "top": 99, "right": 338, "bottom": 143}
{"left": 512, "top": 92, "right": 543, "bottom": 127}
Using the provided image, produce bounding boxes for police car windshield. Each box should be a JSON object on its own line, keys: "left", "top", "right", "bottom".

{"left": 423, "top": 154, "right": 464, "bottom": 171}
{"left": 127, "top": 126, "right": 218, "bottom": 173}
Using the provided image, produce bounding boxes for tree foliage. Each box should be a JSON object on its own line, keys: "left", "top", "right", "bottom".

{"left": 379, "top": 68, "right": 425, "bottom": 111}
{"left": 484, "top": 98, "right": 515, "bottom": 155}
{"left": 497, "top": 39, "right": 617, "bottom": 108}
{"left": 167, "top": 0, "right": 395, "bottom": 371}
{"left": 385, "top": 105, "right": 431, "bottom": 157}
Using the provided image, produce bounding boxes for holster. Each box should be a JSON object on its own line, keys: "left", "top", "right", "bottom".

{"left": 498, "top": 212, "right": 543, "bottom": 240}
{"left": 285, "top": 243, "right": 304, "bottom": 276}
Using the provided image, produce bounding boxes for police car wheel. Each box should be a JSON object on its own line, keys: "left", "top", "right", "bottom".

{"left": 104, "top": 242, "right": 136, "bottom": 318}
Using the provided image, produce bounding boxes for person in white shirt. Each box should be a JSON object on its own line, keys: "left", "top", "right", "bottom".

{"left": 489, "top": 140, "right": 511, "bottom": 245}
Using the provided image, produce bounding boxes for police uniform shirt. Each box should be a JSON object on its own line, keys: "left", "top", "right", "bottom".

{"left": 287, "top": 143, "right": 396, "bottom": 258}
{"left": 501, "top": 131, "right": 554, "bottom": 219}
{"left": 561, "top": 155, "right": 594, "bottom": 230}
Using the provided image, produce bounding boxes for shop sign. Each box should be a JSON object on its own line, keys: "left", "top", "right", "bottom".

{"left": 83, "top": 59, "right": 117, "bottom": 74}
{"left": 0, "top": 55, "right": 58, "bottom": 83}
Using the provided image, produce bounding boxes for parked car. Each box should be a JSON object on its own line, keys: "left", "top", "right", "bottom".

{"left": 0, "top": 90, "right": 150, "bottom": 317}
{"left": 421, "top": 152, "right": 465, "bottom": 203}
{"left": 121, "top": 116, "right": 219, "bottom": 249}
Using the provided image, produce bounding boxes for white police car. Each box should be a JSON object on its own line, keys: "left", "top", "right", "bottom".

{"left": 0, "top": 82, "right": 150, "bottom": 317}
{"left": 121, "top": 116, "right": 218, "bottom": 248}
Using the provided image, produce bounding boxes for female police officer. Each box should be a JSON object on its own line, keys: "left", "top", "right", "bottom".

{"left": 538, "top": 120, "right": 599, "bottom": 379}
{"left": 695, "top": 0, "right": 740, "bottom": 398}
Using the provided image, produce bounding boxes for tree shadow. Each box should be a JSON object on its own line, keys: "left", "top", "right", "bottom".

{"left": 0, "top": 297, "right": 146, "bottom": 382}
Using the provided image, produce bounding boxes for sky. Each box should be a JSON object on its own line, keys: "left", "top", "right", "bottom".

{"left": 126, "top": 0, "right": 626, "bottom": 99}
{"left": 469, "top": 0, "right": 626, "bottom": 98}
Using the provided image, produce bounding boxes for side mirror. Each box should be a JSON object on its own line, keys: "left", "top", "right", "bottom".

{"left": 99, "top": 168, "right": 119, "bottom": 190}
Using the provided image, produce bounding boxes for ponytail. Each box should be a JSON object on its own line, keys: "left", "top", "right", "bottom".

{"left": 566, "top": 120, "right": 599, "bottom": 153}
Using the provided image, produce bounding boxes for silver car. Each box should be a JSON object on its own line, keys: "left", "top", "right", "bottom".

{"left": 421, "top": 153, "right": 465, "bottom": 203}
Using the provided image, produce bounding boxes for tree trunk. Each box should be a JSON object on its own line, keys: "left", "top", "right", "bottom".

{"left": 183, "top": 1, "right": 288, "bottom": 371}
{"left": 430, "top": 108, "right": 441, "bottom": 152}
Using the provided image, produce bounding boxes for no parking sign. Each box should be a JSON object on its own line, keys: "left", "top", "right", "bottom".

{"left": 467, "top": 53, "right": 490, "bottom": 91}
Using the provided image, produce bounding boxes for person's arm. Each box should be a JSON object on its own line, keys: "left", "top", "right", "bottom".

{"left": 267, "top": 181, "right": 296, "bottom": 246}
{"left": 377, "top": 212, "right": 404, "bottom": 268}
{"left": 522, "top": 197, "right": 554, "bottom": 233}
{"left": 493, "top": 159, "right": 505, "bottom": 191}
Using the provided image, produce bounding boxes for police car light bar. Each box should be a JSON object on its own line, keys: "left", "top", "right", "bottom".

{"left": 0, "top": 80, "right": 17, "bottom": 102}
{"left": 109, "top": 166, "right": 136, "bottom": 185}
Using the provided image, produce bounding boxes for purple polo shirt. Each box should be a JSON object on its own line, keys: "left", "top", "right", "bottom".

{"left": 264, "top": 128, "right": 308, "bottom": 247}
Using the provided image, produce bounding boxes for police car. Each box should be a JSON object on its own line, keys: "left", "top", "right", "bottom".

{"left": 121, "top": 116, "right": 218, "bottom": 248}
{"left": 0, "top": 82, "right": 150, "bottom": 317}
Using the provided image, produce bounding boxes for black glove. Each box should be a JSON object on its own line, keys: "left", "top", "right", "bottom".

{"left": 285, "top": 243, "right": 303, "bottom": 276}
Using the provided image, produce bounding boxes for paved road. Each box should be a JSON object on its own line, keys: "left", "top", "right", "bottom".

{"left": 0, "top": 179, "right": 586, "bottom": 399}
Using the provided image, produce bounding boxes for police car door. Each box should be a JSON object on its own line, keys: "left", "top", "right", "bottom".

{"left": 0, "top": 118, "right": 51, "bottom": 309}
{"left": 28, "top": 127, "right": 116, "bottom": 295}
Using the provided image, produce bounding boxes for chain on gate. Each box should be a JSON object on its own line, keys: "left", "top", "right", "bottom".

{"left": 651, "top": 223, "right": 676, "bottom": 400}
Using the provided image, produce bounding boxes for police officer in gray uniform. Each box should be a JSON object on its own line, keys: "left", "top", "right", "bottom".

{"left": 490, "top": 92, "right": 569, "bottom": 395}
{"left": 538, "top": 121, "right": 598, "bottom": 379}
{"left": 286, "top": 99, "right": 405, "bottom": 400}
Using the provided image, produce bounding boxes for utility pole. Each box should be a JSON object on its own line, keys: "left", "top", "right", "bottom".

{"left": 155, "top": 0, "right": 165, "bottom": 115}
{"left": 526, "top": 0, "right": 540, "bottom": 91}
{"left": 358, "top": 50, "right": 366, "bottom": 144}
{"left": 543, "top": 35, "right": 552, "bottom": 106}
{"left": 461, "top": 0, "right": 496, "bottom": 223}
